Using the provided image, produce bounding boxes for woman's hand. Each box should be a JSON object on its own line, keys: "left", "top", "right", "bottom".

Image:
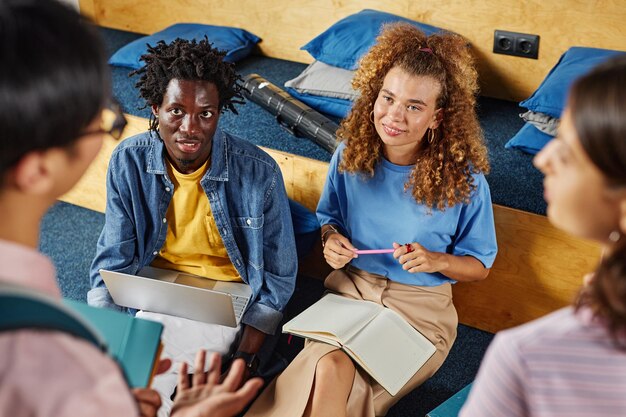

{"left": 393, "top": 242, "right": 489, "bottom": 281}
{"left": 323, "top": 232, "right": 358, "bottom": 269}
{"left": 171, "top": 350, "right": 263, "bottom": 417}
{"left": 393, "top": 242, "right": 448, "bottom": 274}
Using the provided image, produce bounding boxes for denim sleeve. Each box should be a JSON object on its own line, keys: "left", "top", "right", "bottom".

{"left": 87, "top": 156, "right": 140, "bottom": 312}
{"left": 241, "top": 168, "right": 297, "bottom": 334}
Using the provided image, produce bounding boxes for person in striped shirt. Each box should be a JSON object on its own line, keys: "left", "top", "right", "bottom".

{"left": 460, "top": 54, "right": 626, "bottom": 417}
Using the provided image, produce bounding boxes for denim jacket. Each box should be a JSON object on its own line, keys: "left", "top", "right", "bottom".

{"left": 88, "top": 129, "right": 297, "bottom": 335}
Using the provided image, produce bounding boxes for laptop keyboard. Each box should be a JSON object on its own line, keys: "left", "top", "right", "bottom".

{"left": 231, "top": 294, "right": 248, "bottom": 320}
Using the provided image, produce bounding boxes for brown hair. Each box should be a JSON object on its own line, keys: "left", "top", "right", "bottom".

{"left": 337, "top": 23, "right": 489, "bottom": 210}
{"left": 573, "top": 54, "right": 626, "bottom": 348}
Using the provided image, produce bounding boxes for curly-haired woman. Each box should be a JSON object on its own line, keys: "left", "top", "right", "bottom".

{"left": 246, "top": 23, "right": 498, "bottom": 417}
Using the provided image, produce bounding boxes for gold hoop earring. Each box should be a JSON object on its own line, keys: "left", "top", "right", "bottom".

{"left": 427, "top": 128, "right": 436, "bottom": 144}
{"left": 369, "top": 111, "right": 375, "bottom": 124}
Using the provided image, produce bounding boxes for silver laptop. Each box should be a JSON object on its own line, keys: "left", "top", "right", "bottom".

{"left": 99, "top": 266, "right": 252, "bottom": 328}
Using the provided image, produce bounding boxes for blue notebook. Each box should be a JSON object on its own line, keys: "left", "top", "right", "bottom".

{"left": 64, "top": 299, "right": 163, "bottom": 388}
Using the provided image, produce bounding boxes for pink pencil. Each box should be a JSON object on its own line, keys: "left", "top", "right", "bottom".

{"left": 353, "top": 248, "right": 395, "bottom": 255}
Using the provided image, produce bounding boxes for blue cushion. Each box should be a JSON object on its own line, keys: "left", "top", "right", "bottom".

{"left": 301, "top": 9, "right": 445, "bottom": 71}
{"left": 287, "top": 87, "right": 353, "bottom": 119}
{"left": 109, "top": 23, "right": 261, "bottom": 69}
{"left": 505, "top": 122, "right": 554, "bottom": 155}
{"left": 289, "top": 199, "right": 320, "bottom": 259}
{"left": 520, "top": 47, "right": 625, "bottom": 118}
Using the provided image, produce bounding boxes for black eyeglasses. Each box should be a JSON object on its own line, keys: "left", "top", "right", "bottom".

{"left": 82, "top": 100, "right": 128, "bottom": 140}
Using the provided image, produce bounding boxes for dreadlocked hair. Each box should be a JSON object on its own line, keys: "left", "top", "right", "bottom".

{"left": 337, "top": 23, "right": 489, "bottom": 210}
{"left": 131, "top": 37, "right": 245, "bottom": 131}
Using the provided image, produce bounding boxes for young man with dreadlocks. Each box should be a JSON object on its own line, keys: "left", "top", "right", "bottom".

{"left": 88, "top": 38, "right": 297, "bottom": 414}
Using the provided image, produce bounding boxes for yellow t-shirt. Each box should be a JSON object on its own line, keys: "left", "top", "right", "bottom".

{"left": 151, "top": 159, "right": 242, "bottom": 282}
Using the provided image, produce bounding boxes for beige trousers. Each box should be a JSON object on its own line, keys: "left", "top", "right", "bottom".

{"left": 246, "top": 266, "right": 458, "bottom": 417}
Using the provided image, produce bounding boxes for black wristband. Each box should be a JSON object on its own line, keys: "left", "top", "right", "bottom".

{"left": 231, "top": 351, "right": 260, "bottom": 374}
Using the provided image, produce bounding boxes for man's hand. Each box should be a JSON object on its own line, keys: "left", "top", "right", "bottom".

{"left": 171, "top": 350, "right": 263, "bottom": 417}
{"left": 131, "top": 358, "right": 172, "bottom": 417}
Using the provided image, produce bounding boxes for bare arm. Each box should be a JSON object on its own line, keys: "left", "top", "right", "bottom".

{"left": 393, "top": 242, "right": 490, "bottom": 282}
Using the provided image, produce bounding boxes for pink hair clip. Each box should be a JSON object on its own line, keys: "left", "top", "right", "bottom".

{"left": 418, "top": 47, "right": 433, "bottom": 54}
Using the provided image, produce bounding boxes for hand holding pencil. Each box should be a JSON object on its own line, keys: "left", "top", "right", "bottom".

{"left": 321, "top": 225, "right": 358, "bottom": 270}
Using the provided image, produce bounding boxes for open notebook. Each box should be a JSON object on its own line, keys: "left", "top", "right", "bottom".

{"left": 283, "top": 293, "right": 436, "bottom": 395}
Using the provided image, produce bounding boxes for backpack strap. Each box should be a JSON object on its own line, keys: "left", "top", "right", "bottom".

{"left": 0, "top": 281, "right": 106, "bottom": 352}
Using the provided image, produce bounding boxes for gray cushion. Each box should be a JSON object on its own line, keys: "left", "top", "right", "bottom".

{"left": 520, "top": 110, "right": 560, "bottom": 137}
{"left": 284, "top": 60, "right": 358, "bottom": 101}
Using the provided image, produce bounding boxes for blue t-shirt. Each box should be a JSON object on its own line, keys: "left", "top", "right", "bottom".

{"left": 317, "top": 143, "right": 497, "bottom": 286}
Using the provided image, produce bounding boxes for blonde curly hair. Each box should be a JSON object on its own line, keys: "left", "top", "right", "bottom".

{"left": 337, "top": 23, "right": 490, "bottom": 210}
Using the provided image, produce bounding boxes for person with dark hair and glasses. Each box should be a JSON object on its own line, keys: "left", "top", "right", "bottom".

{"left": 87, "top": 35, "right": 297, "bottom": 413}
{"left": 0, "top": 1, "right": 263, "bottom": 416}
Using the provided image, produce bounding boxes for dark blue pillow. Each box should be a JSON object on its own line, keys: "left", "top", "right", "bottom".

{"left": 520, "top": 47, "right": 625, "bottom": 118}
{"left": 109, "top": 23, "right": 261, "bottom": 70}
{"left": 289, "top": 199, "right": 320, "bottom": 259}
{"left": 301, "top": 9, "right": 445, "bottom": 71}
{"left": 287, "top": 87, "right": 353, "bottom": 119}
{"left": 505, "top": 122, "right": 553, "bottom": 155}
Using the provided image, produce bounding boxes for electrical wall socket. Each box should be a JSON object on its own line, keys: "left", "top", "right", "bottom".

{"left": 493, "top": 30, "right": 540, "bottom": 59}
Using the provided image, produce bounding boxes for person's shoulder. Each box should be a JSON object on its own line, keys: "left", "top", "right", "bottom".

{"left": 327, "top": 140, "right": 346, "bottom": 168}
{"left": 112, "top": 131, "right": 155, "bottom": 156}
{"left": 1, "top": 329, "right": 120, "bottom": 377}
{"left": 493, "top": 307, "right": 581, "bottom": 352}
{"left": 469, "top": 171, "right": 488, "bottom": 187}
{"left": 465, "top": 171, "right": 491, "bottom": 202}
{"left": 0, "top": 330, "right": 134, "bottom": 409}
{"left": 224, "top": 131, "right": 279, "bottom": 171}
{"left": 335, "top": 141, "right": 347, "bottom": 158}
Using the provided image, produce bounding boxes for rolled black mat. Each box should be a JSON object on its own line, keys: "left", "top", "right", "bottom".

{"left": 242, "top": 74, "right": 338, "bottom": 153}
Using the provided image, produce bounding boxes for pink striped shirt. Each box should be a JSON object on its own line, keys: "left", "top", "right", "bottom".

{"left": 0, "top": 239, "right": 137, "bottom": 417}
{"left": 460, "top": 306, "right": 626, "bottom": 417}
